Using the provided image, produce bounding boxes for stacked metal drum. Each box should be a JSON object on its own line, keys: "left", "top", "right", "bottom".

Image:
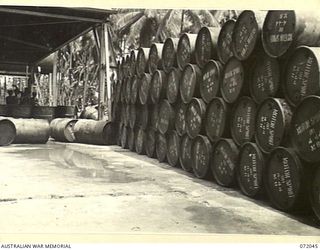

{"left": 112, "top": 10, "right": 320, "bottom": 222}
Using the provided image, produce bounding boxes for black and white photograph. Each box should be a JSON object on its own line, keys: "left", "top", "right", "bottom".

{"left": 0, "top": 1, "right": 319, "bottom": 248}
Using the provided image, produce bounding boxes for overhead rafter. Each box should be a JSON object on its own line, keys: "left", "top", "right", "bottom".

{"left": 34, "top": 26, "right": 95, "bottom": 65}
{"left": 0, "top": 20, "right": 82, "bottom": 28}
{"left": 0, "top": 34, "right": 51, "bottom": 50}
{"left": 0, "top": 7, "right": 105, "bottom": 23}
{"left": 0, "top": 61, "right": 30, "bottom": 65}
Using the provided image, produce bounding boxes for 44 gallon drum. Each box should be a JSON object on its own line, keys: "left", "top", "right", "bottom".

{"left": 139, "top": 73, "right": 152, "bottom": 105}
{"left": 250, "top": 52, "right": 280, "bottom": 104}
{"left": 50, "top": 118, "right": 78, "bottom": 143}
{"left": 175, "top": 102, "right": 187, "bottom": 136}
{"left": 166, "top": 68, "right": 181, "bottom": 104}
{"left": 156, "top": 132, "right": 167, "bottom": 163}
{"left": 195, "top": 26, "right": 220, "bottom": 68}
{"left": 128, "top": 127, "right": 137, "bottom": 152}
{"left": 166, "top": 130, "right": 181, "bottom": 167}
{"left": 205, "top": 97, "right": 230, "bottom": 141}
{"left": 179, "top": 134, "right": 193, "bottom": 173}
{"left": 290, "top": 95, "right": 320, "bottom": 163}
{"left": 310, "top": 167, "right": 320, "bottom": 222}
{"left": 221, "top": 57, "right": 245, "bottom": 104}
{"left": 158, "top": 100, "right": 175, "bottom": 134}
{"left": 230, "top": 96, "right": 257, "bottom": 146}
{"left": 180, "top": 64, "right": 202, "bottom": 104}
{"left": 150, "top": 70, "right": 167, "bottom": 104}
{"left": 266, "top": 147, "right": 309, "bottom": 211}
{"left": 0, "top": 118, "right": 16, "bottom": 146}
{"left": 186, "top": 98, "right": 206, "bottom": 139}
{"left": 162, "top": 38, "right": 179, "bottom": 73}
{"left": 148, "top": 43, "right": 164, "bottom": 73}
{"left": 177, "top": 33, "right": 197, "bottom": 70}
{"left": 146, "top": 129, "right": 156, "bottom": 158}
{"left": 232, "top": 10, "right": 267, "bottom": 61}
{"left": 211, "top": 138, "right": 239, "bottom": 187}
{"left": 284, "top": 46, "right": 320, "bottom": 106}
{"left": 238, "top": 142, "right": 265, "bottom": 198}
{"left": 262, "top": 10, "right": 320, "bottom": 58}
{"left": 255, "top": 98, "right": 292, "bottom": 153}
{"left": 136, "top": 47, "right": 150, "bottom": 76}
{"left": 217, "top": 19, "right": 236, "bottom": 64}
{"left": 130, "top": 75, "right": 140, "bottom": 104}
{"left": 135, "top": 128, "right": 147, "bottom": 155}
{"left": 192, "top": 135, "right": 213, "bottom": 179}
{"left": 200, "top": 60, "right": 222, "bottom": 103}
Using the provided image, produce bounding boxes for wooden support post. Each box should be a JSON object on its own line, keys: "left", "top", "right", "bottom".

{"left": 98, "top": 23, "right": 107, "bottom": 120}
{"left": 0, "top": 77, "right": 2, "bottom": 102}
{"left": 49, "top": 73, "right": 53, "bottom": 106}
{"left": 82, "top": 66, "right": 89, "bottom": 109}
{"left": 34, "top": 72, "right": 43, "bottom": 105}
{"left": 93, "top": 27, "right": 101, "bottom": 55}
{"left": 68, "top": 48, "right": 73, "bottom": 106}
{"left": 4, "top": 77, "right": 7, "bottom": 104}
{"left": 27, "top": 65, "right": 30, "bottom": 90}
{"left": 52, "top": 52, "right": 58, "bottom": 106}
{"left": 105, "top": 23, "right": 111, "bottom": 121}
{"left": 29, "top": 66, "right": 35, "bottom": 97}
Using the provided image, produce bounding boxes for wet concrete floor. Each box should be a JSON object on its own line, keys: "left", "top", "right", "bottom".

{"left": 0, "top": 141, "right": 319, "bottom": 237}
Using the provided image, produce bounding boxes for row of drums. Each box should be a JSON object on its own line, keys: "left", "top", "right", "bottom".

{"left": 117, "top": 93, "right": 320, "bottom": 221}
{"left": 119, "top": 10, "right": 320, "bottom": 73}
{"left": 0, "top": 117, "right": 117, "bottom": 146}
{"left": 117, "top": 11, "right": 320, "bottom": 109}
{"left": 117, "top": 94, "right": 320, "bottom": 164}
{"left": 116, "top": 40, "right": 320, "bottom": 111}
{"left": 119, "top": 122, "right": 320, "bottom": 222}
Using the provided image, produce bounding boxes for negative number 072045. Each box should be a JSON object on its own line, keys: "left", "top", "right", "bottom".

{"left": 300, "top": 244, "right": 318, "bottom": 248}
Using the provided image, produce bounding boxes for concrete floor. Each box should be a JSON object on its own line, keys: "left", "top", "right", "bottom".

{"left": 0, "top": 141, "right": 319, "bottom": 238}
